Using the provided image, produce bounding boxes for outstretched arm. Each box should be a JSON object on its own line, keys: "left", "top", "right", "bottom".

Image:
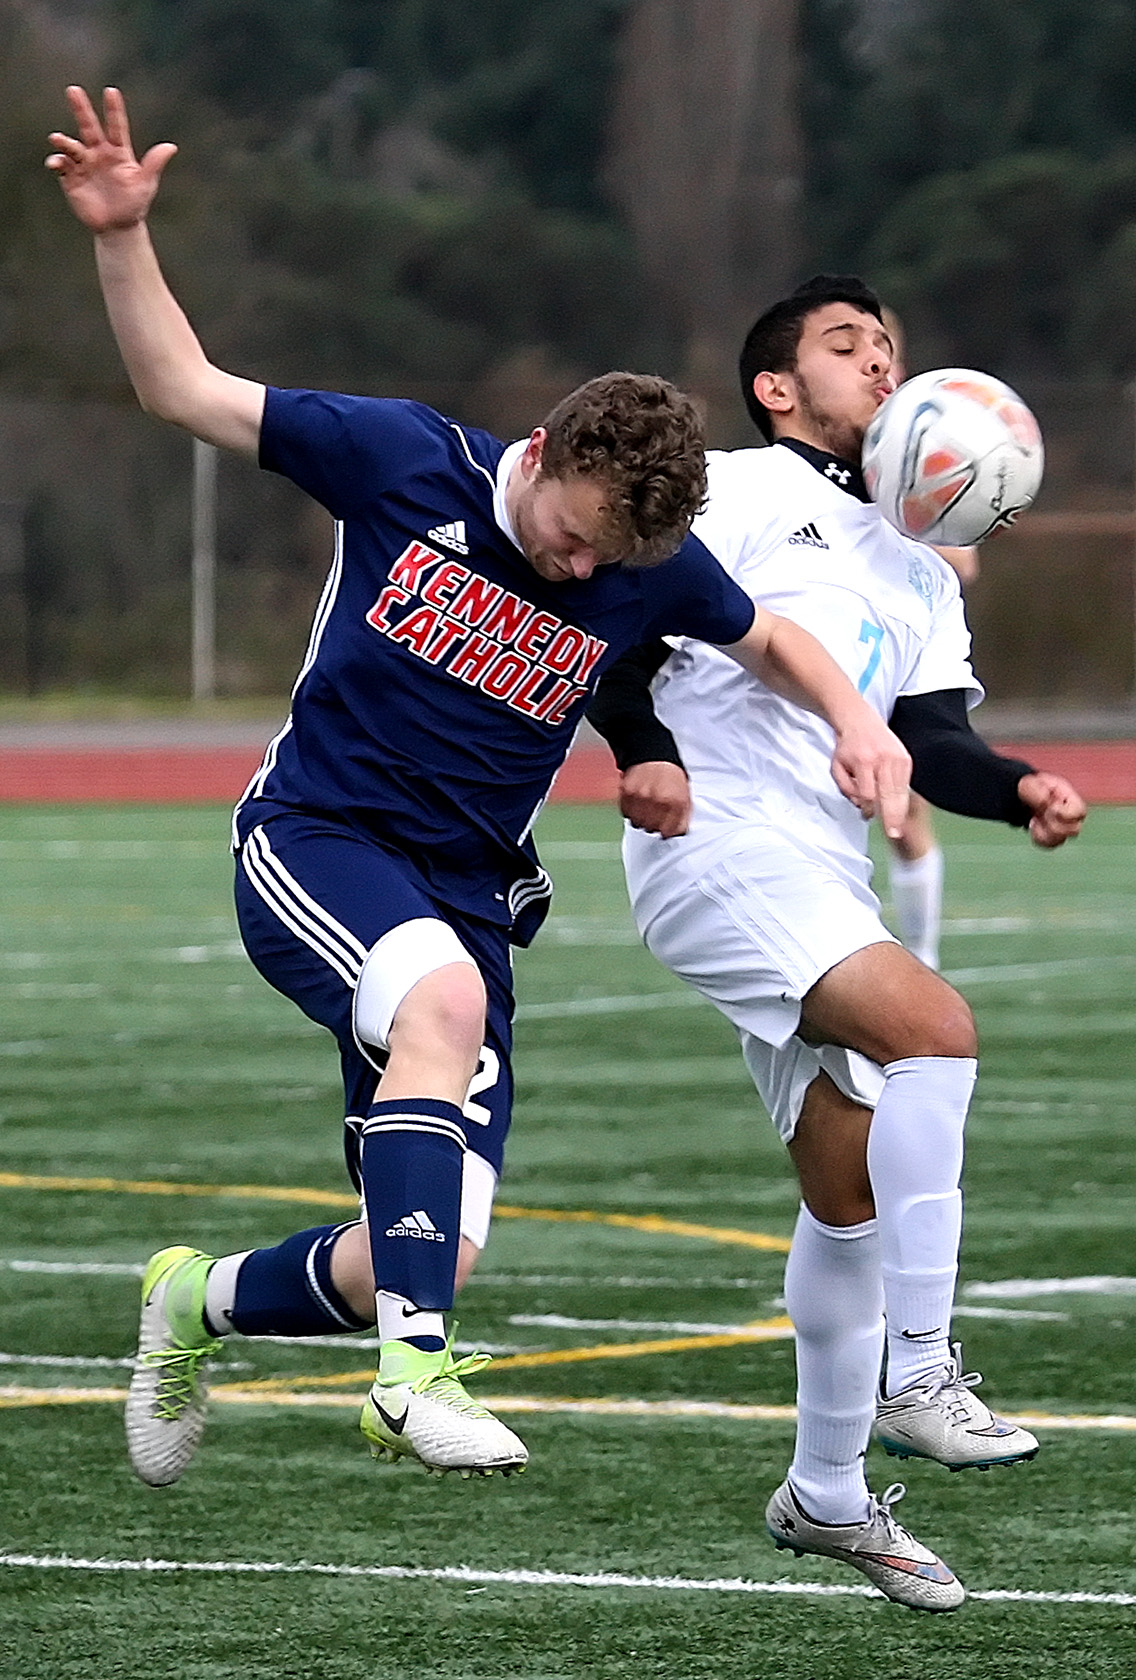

{"left": 889, "top": 690, "right": 1086, "bottom": 848}
{"left": 726, "top": 606, "right": 911, "bottom": 839}
{"left": 47, "top": 86, "right": 264, "bottom": 456}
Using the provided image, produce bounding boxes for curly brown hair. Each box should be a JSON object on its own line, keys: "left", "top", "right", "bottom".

{"left": 538, "top": 372, "right": 708, "bottom": 568}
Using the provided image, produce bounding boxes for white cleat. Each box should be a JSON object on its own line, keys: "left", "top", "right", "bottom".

{"left": 876, "top": 1343, "right": 1039, "bottom": 1471}
{"left": 766, "top": 1478, "right": 965, "bottom": 1613}
{"left": 125, "top": 1246, "right": 222, "bottom": 1488}
{"left": 360, "top": 1337, "right": 528, "bottom": 1477}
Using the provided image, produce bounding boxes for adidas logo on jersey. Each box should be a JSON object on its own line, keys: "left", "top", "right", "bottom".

{"left": 426, "top": 520, "right": 469, "bottom": 556}
{"left": 787, "top": 522, "right": 829, "bottom": 549}
{"left": 385, "top": 1210, "right": 446, "bottom": 1242}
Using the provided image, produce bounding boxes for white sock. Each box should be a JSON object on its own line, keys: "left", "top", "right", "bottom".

{"left": 888, "top": 845, "right": 944, "bottom": 970}
{"left": 376, "top": 1290, "right": 446, "bottom": 1349}
{"left": 866, "top": 1055, "right": 976, "bottom": 1395}
{"left": 201, "top": 1250, "right": 250, "bottom": 1336}
{"left": 785, "top": 1206, "right": 883, "bottom": 1525}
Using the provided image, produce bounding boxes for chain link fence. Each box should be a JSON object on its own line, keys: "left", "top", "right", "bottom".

{"left": 0, "top": 381, "right": 1133, "bottom": 708}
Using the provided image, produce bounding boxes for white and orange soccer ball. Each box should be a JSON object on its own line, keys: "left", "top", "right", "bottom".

{"left": 862, "top": 368, "right": 1044, "bottom": 545}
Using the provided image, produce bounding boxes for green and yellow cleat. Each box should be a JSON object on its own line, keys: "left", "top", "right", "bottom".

{"left": 125, "top": 1245, "right": 222, "bottom": 1488}
{"left": 361, "top": 1334, "right": 528, "bottom": 1478}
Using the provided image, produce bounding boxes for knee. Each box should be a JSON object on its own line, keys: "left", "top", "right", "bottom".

{"left": 390, "top": 962, "right": 487, "bottom": 1064}
{"left": 922, "top": 990, "right": 977, "bottom": 1060}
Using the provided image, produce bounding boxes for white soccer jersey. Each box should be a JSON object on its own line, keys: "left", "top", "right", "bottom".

{"left": 650, "top": 444, "right": 983, "bottom": 861}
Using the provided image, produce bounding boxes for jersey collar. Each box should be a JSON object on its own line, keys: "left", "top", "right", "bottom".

{"left": 776, "top": 437, "right": 870, "bottom": 503}
{"left": 493, "top": 439, "right": 527, "bottom": 553}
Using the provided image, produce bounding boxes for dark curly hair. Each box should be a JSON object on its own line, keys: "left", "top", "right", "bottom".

{"left": 538, "top": 372, "right": 708, "bottom": 568}
{"left": 739, "top": 274, "right": 885, "bottom": 442}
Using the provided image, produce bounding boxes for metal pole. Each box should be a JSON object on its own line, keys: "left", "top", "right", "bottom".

{"left": 191, "top": 438, "right": 217, "bottom": 702}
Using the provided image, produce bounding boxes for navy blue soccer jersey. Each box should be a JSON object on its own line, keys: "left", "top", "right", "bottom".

{"left": 236, "top": 389, "right": 754, "bottom": 943}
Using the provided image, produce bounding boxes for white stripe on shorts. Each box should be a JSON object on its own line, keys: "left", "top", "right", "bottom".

{"left": 240, "top": 825, "right": 368, "bottom": 990}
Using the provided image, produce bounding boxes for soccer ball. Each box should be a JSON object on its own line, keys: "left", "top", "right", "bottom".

{"left": 862, "top": 368, "right": 1044, "bottom": 545}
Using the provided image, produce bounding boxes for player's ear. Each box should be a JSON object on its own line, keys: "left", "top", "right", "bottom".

{"left": 753, "top": 371, "right": 794, "bottom": 417}
{"left": 522, "top": 428, "right": 547, "bottom": 478}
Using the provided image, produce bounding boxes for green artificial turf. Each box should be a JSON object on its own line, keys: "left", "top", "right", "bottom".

{"left": 1, "top": 800, "right": 1135, "bottom": 1676}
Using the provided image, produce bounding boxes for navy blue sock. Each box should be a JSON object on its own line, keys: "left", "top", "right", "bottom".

{"left": 361, "top": 1097, "right": 464, "bottom": 1316}
{"left": 229, "top": 1223, "right": 372, "bottom": 1338}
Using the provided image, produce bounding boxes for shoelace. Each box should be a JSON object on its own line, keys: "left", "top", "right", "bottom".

{"left": 924, "top": 1344, "right": 986, "bottom": 1423}
{"left": 409, "top": 1343, "right": 494, "bottom": 1416}
{"left": 140, "top": 1342, "right": 215, "bottom": 1420}
{"left": 851, "top": 1482, "right": 909, "bottom": 1554}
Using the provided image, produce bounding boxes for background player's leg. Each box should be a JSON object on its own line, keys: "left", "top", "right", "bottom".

{"left": 886, "top": 795, "right": 944, "bottom": 970}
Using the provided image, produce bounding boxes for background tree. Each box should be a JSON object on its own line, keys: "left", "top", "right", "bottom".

{"left": 605, "top": 0, "right": 804, "bottom": 386}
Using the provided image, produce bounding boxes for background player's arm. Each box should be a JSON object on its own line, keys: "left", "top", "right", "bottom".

{"left": 725, "top": 606, "right": 911, "bottom": 837}
{"left": 47, "top": 86, "right": 264, "bottom": 456}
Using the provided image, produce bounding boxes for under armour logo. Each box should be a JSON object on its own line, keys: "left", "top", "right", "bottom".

{"left": 824, "top": 462, "right": 851, "bottom": 485}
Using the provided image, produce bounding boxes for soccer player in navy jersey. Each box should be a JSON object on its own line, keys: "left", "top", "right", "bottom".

{"left": 49, "top": 89, "right": 911, "bottom": 1488}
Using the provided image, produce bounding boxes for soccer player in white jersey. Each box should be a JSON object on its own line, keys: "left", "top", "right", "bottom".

{"left": 589, "top": 274, "right": 1086, "bottom": 1611}
{"left": 47, "top": 94, "right": 912, "bottom": 1493}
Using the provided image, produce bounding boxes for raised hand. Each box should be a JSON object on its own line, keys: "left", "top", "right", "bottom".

{"left": 46, "top": 86, "right": 177, "bottom": 233}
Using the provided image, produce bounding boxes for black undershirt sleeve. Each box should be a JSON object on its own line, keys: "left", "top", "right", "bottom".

{"left": 586, "top": 640, "right": 684, "bottom": 773}
{"left": 889, "top": 689, "right": 1037, "bottom": 826}
{"left": 589, "top": 657, "right": 1037, "bottom": 830}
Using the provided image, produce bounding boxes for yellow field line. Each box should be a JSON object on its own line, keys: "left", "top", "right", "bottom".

{"left": 495, "top": 1207, "right": 791, "bottom": 1253}
{"left": 210, "top": 1319, "right": 796, "bottom": 1393}
{"left": 0, "top": 1172, "right": 359, "bottom": 1210}
{"left": 3, "top": 1385, "right": 1135, "bottom": 1433}
{"left": 0, "top": 1172, "right": 792, "bottom": 1254}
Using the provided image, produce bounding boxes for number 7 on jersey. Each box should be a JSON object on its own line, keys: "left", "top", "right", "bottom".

{"left": 857, "top": 619, "right": 884, "bottom": 694}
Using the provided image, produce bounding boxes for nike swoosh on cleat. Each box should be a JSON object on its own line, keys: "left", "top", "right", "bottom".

{"left": 375, "top": 1401, "right": 409, "bottom": 1435}
{"left": 854, "top": 1552, "right": 955, "bottom": 1582}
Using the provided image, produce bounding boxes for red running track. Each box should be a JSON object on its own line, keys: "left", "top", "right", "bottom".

{"left": 0, "top": 742, "right": 1133, "bottom": 804}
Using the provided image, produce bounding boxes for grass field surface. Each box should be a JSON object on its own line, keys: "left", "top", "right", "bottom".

{"left": 1, "top": 800, "right": 1135, "bottom": 1677}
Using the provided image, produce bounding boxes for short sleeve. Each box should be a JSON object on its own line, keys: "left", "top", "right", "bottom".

{"left": 259, "top": 389, "right": 438, "bottom": 518}
{"left": 640, "top": 533, "right": 756, "bottom": 646}
{"left": 900, "top": 578, "right": 985, "bottom": 708}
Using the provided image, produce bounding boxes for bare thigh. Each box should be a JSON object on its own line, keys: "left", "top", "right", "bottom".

{"left": 800, "top": 940, "right": 976, "bottom": 1065}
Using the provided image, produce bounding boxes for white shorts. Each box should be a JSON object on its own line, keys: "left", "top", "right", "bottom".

{"left": 624, "top": 820, "right": 894, "bottom": 1141}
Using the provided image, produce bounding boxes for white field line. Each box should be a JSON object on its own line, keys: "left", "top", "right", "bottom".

{"left": 0, "top": 1550, "right": 1133, "bottom": 1607}
{"left": 3, "top": 1386, "right": 1136, "bottom": 1434}
{"left": 0, "top": 1352, "right": 252, "bottom": 1371}
{"left": 966, "top": 1278, "right": 1136, "bottom": 1297}
{"left": 0, "top": 1260, "right": 1079, "bottom": 1319}
{"left": 476, "top": 1274, "right": 771, "bottom": 1289}
{"left": 942, "top": 955, "right": 1136, "bottom": 986}
{"left": 515, "top": 957, "right": 1136, "bottom": 1020}
{"left": 1, "top": 1260, "right": 145, "bottom": 1275}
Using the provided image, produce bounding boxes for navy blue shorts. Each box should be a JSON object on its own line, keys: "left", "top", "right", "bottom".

{"left": 233, "top": 810, "right": 515, "bottom": 1188}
